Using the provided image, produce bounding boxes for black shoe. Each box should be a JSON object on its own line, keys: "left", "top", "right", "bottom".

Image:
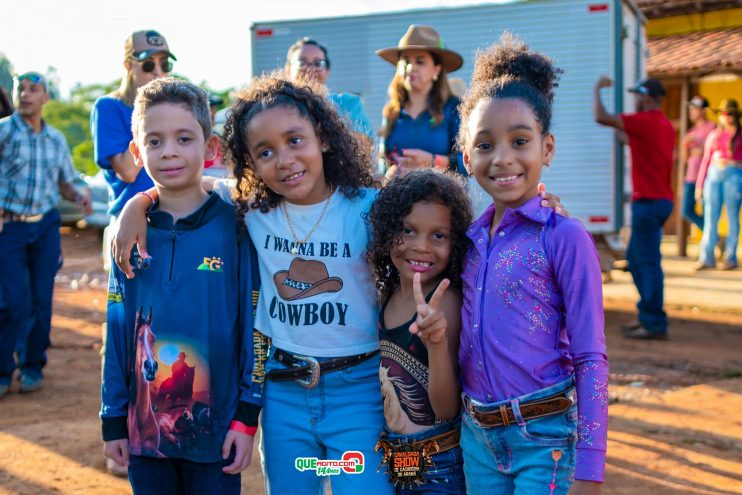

{"left": 620, "top": 320, "right": 642, "bottom": 333}
{"left": 623, "top": 326, "right": 668, "bottom": 340}
{"left": 721, "top": 261, "right": 738, "bottom": 271}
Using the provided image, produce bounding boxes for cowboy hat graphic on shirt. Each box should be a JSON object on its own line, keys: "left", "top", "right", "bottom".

{"left": 274, "top": 258, "right": 343, "bottom": 301}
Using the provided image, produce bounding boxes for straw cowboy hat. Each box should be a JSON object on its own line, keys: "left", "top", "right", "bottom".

{"left": 715, "top": 98, "right": 739, "bottom": 115}
{"left": 376, "top": 25, "right": 463, "bottom": 73}
{"left": 273, "top": 258, "right": 343, "bottom": 301}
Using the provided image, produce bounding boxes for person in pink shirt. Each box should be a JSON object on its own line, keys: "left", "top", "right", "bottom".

{"left": 681, "top": 96, "right": 715, "bottom": 231}
{"left": 695, "top": 99, "right": 742, "bottom": 270}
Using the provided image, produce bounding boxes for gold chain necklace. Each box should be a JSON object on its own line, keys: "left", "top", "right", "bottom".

{"left": 280, "top": 186, "right": 335, "bottom": 255}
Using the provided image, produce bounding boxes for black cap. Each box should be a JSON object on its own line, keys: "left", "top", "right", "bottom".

{"left": 628, "top": 78, "right": 666, "bottom": 98}
{"left": 688, "top": 96, "right": 709, "bottom": 108}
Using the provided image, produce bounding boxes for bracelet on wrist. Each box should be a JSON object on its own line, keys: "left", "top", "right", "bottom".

{"left": 136, "top": 191, "right": 156, "bottom": 205}
{"left": 229, "top": 420, "right": 257, "bottom": 436}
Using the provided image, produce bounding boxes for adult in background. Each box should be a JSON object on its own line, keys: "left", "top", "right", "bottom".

{"left": 376, "top": 25, "right": 465, "bottom": 180}
{"left": 91, "top": 29, "right": 175, "bottom": 235}
{"left": 0, "top": 72, "right": 91, "bottom": 398}
{"left": 680, "top": 96, "right": 715, "bottom": 232}
{"left": 695, "top": 98, "right": 742, "bottom": 271}
{"left": 285, "top": 37, "right": 374, "bottom": 139}
{"left": 594, "top": 77, "right": 675, "bottom": 340}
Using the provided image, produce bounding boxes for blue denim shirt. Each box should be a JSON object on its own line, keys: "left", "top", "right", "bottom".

{"left": 379, "top": 96, "right": 464, "bottom": 175}
{"left": 329, "top": 93, "right": 374, "bottom": 139}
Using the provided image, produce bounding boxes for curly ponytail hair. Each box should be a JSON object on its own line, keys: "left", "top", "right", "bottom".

{"left": 222, "top": 73, "right": 378, "bottom": 219}
{"left": 458, "top": 33, "right": 563, "bottom": 148}
{"left": 365, "top": 170, "right": 472, "bottom": 300}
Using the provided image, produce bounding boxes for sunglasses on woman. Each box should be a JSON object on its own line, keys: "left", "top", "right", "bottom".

{"left": 133, "top": 58, "right": 173, "bottom": 74}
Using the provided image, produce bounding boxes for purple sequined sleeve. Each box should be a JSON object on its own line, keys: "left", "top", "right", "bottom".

{"left": 549, "top": 220, "right": 609, "bottom": 482}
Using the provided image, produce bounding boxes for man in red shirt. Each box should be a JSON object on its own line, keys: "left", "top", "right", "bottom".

{"left": 594, "top": 77, "right": 675, "bottom": 340}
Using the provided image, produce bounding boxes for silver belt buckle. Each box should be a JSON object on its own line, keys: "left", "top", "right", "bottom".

{"left": 463, "top": 394, "right": 483, "bottom": 427}
{"left": 292, "top": 354, "right": 320, "bottom": 389}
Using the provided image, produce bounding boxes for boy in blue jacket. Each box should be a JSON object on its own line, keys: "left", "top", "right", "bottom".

{"left": 101, "top": 78, "right": 263, "bottom": 494}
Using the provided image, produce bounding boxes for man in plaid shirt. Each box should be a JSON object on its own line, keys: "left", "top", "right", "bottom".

{"left": 0, "top": 72, "right": 91, "bottom": 398}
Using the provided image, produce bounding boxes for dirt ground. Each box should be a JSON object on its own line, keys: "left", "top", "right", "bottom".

{"left": 0, "top": 228, "right": 741, "bottom": 495}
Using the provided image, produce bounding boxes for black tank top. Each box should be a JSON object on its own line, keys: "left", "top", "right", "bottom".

{"left": 378, "top": 293, "right": 437, "bottom": 431}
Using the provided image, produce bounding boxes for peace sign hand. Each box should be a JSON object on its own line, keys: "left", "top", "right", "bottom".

{"left": 409, "top": 273, "right": 450, "bottom": 347}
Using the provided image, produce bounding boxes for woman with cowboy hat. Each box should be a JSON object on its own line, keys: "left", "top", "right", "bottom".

{"left": 695, "top": 98, "right": 742, "bottom": 271}
{"left": 377, "top": 25, "right": 465, "bottom": 180}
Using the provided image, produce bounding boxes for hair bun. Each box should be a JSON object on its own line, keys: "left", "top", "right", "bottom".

{"left": 471, "top": 33, "right": 561, "bottom": 102}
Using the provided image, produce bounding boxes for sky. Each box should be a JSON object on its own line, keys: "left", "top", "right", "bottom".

{"left": 1, "top": 0, "right": 498, "bottom": 97}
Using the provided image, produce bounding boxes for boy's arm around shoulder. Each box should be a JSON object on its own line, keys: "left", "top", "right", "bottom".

{"left": 101, "top": 262, "right": 131, "bottom": 442}
{"left": 234, "top": 232, "right": 264, "bottom": 431}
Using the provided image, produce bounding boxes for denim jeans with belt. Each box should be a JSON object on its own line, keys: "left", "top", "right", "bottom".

{"left": 699, "top": 165, "right": 742, "bottom": 266}
{"left": 382, "top": 418, "right": 466, "bottom": 495}
{"left": 627, "top": 199, "right": 674, "bottom": 334}
{"left": 0, "top": 209, "right": 61, "bottom": 384}
{"left": 460, "top": 377, "right": 577, "bottom": 495}
{"left": 259, "top": 348, "right": 393, "bottom": 495}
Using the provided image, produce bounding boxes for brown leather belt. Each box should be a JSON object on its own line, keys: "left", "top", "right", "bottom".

{"left": 267, "top": 348, "right": 379, "bottom": 389}
{"left": 463, "top": 387, "right": 576, "bottom": 428}
{"left": 377, "top": 427, "right": 460, "bottom": 455}
{"left": 1, "top": 211, "right": 44, "bottom": 223}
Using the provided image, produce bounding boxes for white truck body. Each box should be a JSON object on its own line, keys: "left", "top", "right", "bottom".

{"left": 251, "top": 0, "right": 645, "bottom": 233}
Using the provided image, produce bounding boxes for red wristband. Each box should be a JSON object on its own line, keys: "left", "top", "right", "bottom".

{"left": 136, "top": 191, "right": 156, "bottom": 205}
{"left": 434, "top": 154, "right": 447, "bottom": 170}
{"left": 229, "top": 420, "right": 257, "bottom": 436}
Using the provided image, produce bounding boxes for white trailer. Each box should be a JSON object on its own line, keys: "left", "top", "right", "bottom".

{"left": 251, "top": 0, "right": 645, "bottom": 234}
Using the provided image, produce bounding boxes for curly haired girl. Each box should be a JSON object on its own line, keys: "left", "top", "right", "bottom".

{"left": 457, "top": 34, "right": 608, "bottom": 495}
{"left": 366, "top": 170, "right": 471, "bottom": 493}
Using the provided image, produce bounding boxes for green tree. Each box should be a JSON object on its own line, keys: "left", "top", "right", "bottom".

{"left": 43, "top": 99, "right": 93, "bottom": 174}
{"left": 70, "top": 79, "right": 119, "bottom": 106}
{"left": 0, "top": 53, "right": 13, "bottom": 97}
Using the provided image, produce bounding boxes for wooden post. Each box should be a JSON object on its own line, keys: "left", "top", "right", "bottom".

{"left": 677, "top": 77, "right": 690, "bottom": 256}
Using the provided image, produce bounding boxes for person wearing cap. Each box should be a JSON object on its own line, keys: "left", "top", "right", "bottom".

{"left": 203, "top": 93, "right": 228, "bottom": 177}
{"left": 91, "top": 29, "right": 176, "bottom": 221}
{"left": 285, "top": 37, "right": 374, "bottom": 140}
{"left": 594, "top": 76, "right": 675, "bottom": 340}
{"left": 377, "top": 25, "right": 465, "bottom": 179}
{"left": 680, "top": 96, "right": 715, "bottom": 232}
{"left": 694, "top": 98, "right": 742, "bottom": 271}
{"left": 0, "top": 71, "right": 92, "bottom": 398}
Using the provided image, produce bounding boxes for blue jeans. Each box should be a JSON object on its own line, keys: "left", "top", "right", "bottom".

{"left": 383, "top": 419, "right": 466, "bottom": 495}
{"left": 0, "top": 209, "right": 61, "bottom": 384}
{"left": 128, "top": 454, "right": 240, "bottom": 495}
{"left": 681, "top": 182, "right": 704, "bottom": 231}
{"left": 627, "top": 199, "right": 673, "bottom": 334}
{"left": 460, "top": 378, "right": 577, "bottom": 495}
{"left": 699, "top": 166, "right": 742, "bottom": 266}
{"left": 260, "top": 348, "right": 393, "bottom": 495}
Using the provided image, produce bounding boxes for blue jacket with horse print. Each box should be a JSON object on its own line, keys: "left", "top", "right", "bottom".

{"left": 101, "top": 192, "right": 266, "bottom": 463}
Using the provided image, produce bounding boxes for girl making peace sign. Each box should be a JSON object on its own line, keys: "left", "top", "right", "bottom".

{"left": 367, "top": 170, "right": 472, "bottom": 493}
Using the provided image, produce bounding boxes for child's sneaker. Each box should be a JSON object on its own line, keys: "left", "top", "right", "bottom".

{"left": 19, "top": 374, "right": 43, "bottom": 393}
{"left": 0, "top": 383, "right": 9, "bottom": 399}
